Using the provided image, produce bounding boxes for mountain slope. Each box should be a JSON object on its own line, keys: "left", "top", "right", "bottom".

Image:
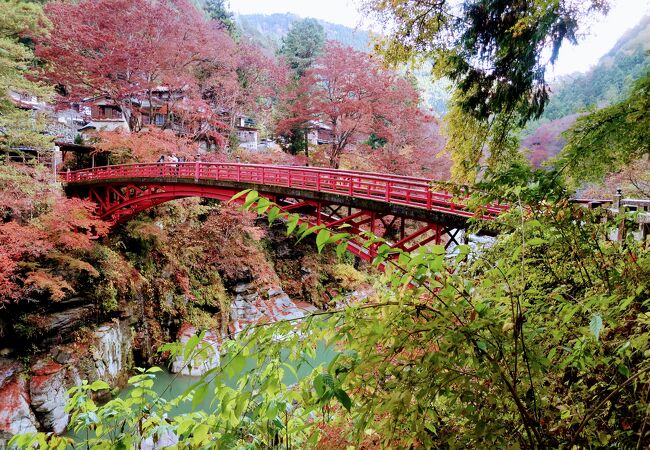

{"left": 236, "top": 13, "right": 371, "bottom": 52}
{"left": 542, "top": 15, "right": 650, "bottom": 120}
{"left": 521, "top": 15, "right": 650, "bottom": 165}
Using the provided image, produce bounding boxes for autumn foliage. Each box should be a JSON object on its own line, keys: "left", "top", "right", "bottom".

{"left": 0, "top": 165, "right": 107, "bottom": 304}
{"left": 35, "top": 0, "right": 283, "bottom": 147}
{"left": 277, "top": 42, "right": 437, "bottom": 169}
{"left": 93, "top": 129, "right": 199, "bottom": 163}
{"left": 37, "top": 0, "right": 224, "bottom": 110}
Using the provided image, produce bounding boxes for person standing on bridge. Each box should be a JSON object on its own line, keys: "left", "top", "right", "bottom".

{"left": 157, "top": 154, "right": 166, "bottom": 177}
{"left": 170, "top": 154, "right": 179, "bottom": 177}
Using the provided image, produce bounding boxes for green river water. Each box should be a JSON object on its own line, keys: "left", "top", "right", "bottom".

{"left": 65, "top": 341, "right": 335, "bottom": 444}
{"left": 126, "top": 341, "right": 336, "bottom": 414}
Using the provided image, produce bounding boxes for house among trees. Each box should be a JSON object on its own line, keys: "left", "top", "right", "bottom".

{"left": 9, "top": 92, "right": 44, "bottom": 111}
{"left": 234, "top": 116, "right": 259, "bottom": 150}
{"left": 306, "top": 121, "right": 334, "bottom": 146}
{"left": 63, "top": 91, "right": 260, "bottom": 152}
{"left": 79, "top": 96, "right": 129, "bottom": 132}
{"left": 6, "top": 92, "right": 52, "bottom": 163}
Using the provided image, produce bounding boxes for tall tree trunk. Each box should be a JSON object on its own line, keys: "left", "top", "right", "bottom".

{"left": 304, "top": 128, "right": 309, "bottom": 165}
{"left": 148, "top": 89, "right": 154, "bottom": 129}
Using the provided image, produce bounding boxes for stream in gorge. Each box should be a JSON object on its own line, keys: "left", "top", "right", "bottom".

{"left": 127, "top": 342, "right": 335, "bottom": 414}
{"left": 63, "top": 341, "right": 336, "bottom": 445}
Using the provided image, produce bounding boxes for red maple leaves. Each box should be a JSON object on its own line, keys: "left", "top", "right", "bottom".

{"left": 0, "top": 165, "right": 107, "bottom": 304}
{"left": 277, "top": 42, "right": 437, "bottom": 170}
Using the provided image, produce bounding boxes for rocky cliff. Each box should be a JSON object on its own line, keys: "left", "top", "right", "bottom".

{"left": 0, "top": 199, "right": 371, "bottom": 442}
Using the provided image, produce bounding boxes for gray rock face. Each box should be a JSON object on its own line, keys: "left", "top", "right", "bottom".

{"left": 27, "top": 306, "right": 95, "bottom": 336}
{"left": 92, "top": 324, "right": 127, "bottom": 384}
{"left": 0, "top": 358, "right": 21, "bottom": 389}
{"left": 0, "top": 361, "right": 39, "bottom": 443}
{"left": 141, "top": 430, "right": 179, "bottom": 449}
{"left": 0, "top": 319, "right": 134, "bottom": 443}
{"left": 29, "top": 359, "right": 69, "bottom": 434}
{"left": 229, "top": 287, "right": 317, "bottom": 335}
{"left": 170, "top": 324, "right": 221, "bottom": 376}
{"left": 233, "top": 282, "right": 253, "bottom": 294}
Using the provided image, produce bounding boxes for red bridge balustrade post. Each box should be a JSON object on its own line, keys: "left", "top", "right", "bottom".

{"left": 194, "top": 161, "right": 199, "bottom": 181}
{"left": 426, "top": 186, "right": 432, "bottom": 209}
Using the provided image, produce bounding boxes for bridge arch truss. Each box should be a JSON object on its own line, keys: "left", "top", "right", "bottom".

{"left": 64, "top": 163, "right": 504, "bottom": 264}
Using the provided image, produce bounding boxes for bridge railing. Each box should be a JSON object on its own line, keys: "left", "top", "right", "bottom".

{"left": 63, "top": 163, "right": 507, "bottom": 219}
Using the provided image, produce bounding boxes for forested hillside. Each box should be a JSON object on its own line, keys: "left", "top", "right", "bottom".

{"left": 236, "top": 13, "right": 371, "bottom": 52}
{"left": 521, "top": 15, "right": 650, "bottom": 165}
{"left": 237, "top": 12, "right": 649, "bottom": 124}
{"left": 236, "top": 13, "right": 455, "bottom": 117}
{"left": 542, "top": 15, "right": 650, "bottom": 120}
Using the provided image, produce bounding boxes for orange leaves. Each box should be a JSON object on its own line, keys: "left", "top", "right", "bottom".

{"left": 234, "top": 148, "right": 307, "bottom": 166}
{"left": 23, "top": 271, "right": 75, "bottom": 302}
{"left": 36, "top": 0, "right": 281, "bottom": 146}
{"left": 36, "top": 0, "right": 232, "bottom": 104}
{"left": 41, "top": 198, "right": 109, "bottom": 250}
{"left": 277, "top": 41, "right": 437, "bottom": 168}
{"left": 48, "top": 253, "right": 100, "bottom": 278}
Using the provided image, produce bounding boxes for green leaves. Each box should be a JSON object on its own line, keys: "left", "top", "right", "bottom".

{"left": 232, "top": 190, "right": 354, "bottom": 258}
{"left": 559, "top": 71, "right": 650, "bottom": 185}
{"left": 267, "top": 206, "right": 281, "bottom": 224}
{"left": 229, "top": 188, "right": 252, "bottom": 203}
{"left": 333, "top": 388, "right": 352, "bottom": 412}
{"left": 279, "top": 18, "right": 326, "bottom": 78}
{"left": 52, "top": 186, "right": 643, "bottom": 450}
{"left": 527, "top": 237, "right": 547, "bottom": 247}
{"left": 316, "top": 229, "right": 331, "bottom": 253}
{"left": 191, "top": 382, "right": 209, "bottom": 411}
{"left": 313, "top": 371, "right": 353, "bottom": 412}
{"left": 590, "top": 314, "right": 603, "bottom": 342}
{"left": 89, "top": 380, "right": 110, "bottom": 391}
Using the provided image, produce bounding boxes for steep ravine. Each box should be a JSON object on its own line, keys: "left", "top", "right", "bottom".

{"left": 0, "top": 200, "right": 371, "bottom": 443}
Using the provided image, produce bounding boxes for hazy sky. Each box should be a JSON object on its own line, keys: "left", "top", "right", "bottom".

{"left": 231, "top": 0, "right": 650, "bottom": 77}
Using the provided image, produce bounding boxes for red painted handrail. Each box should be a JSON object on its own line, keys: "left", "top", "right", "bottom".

{"left": 62, "top": 163, "right": 508, "bottom": 220}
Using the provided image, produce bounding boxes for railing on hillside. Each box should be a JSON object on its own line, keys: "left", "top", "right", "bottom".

{"left": 62, "top": 162, "right": 508, "bottom": 219}
{"left": 573, "top": 192, "right": 650, "bottom": 241}
{"left": 573, "top": 197, "right": 650, "bottom": 212}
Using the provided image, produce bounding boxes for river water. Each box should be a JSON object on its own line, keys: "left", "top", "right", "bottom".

{"left": 126, "top": 341, "right": 336, "bottom": 415}
{"left": 65, "top": 340, "right": 335, "bottom": 445}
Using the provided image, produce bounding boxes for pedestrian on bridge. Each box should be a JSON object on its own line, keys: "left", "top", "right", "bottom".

{"left": 157, "top": 154, "right": 166, "bottom": 177}
{"left": 170, "top": 154, "right": 179, "bottom": 177}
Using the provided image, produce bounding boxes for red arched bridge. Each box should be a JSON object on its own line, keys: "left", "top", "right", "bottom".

{"left": 62, "top": 163, "right": 507, "bottom": 263}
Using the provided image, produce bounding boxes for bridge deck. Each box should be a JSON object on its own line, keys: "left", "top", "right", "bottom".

{"left": 62, "top": 162, "right": 506, "bottom": 221}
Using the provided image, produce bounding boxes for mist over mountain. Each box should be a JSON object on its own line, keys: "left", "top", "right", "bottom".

{"left": 237, "top": 11, "right": 648, "bottom": 125}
